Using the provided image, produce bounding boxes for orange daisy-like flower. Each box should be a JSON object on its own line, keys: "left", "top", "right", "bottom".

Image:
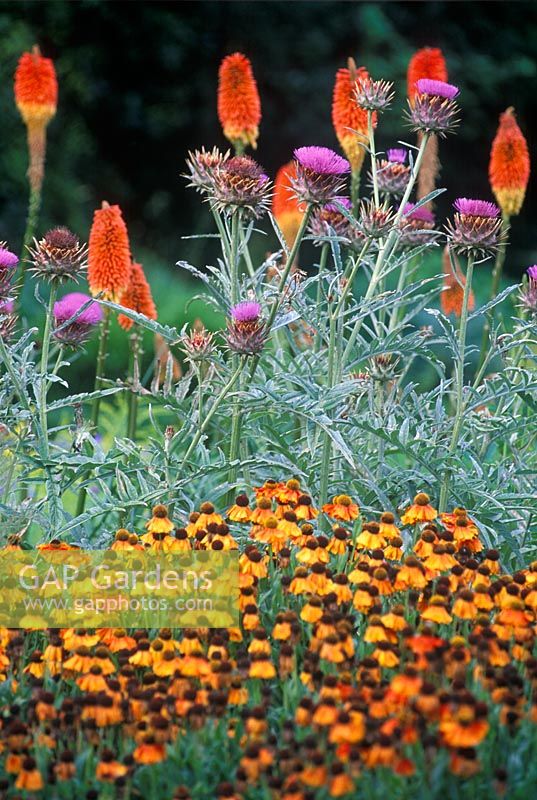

{"left": 117, "top": 261, "right": 157, "bottom": 330}
{"left": 332, "top": 64, "right": 372, "bottom": 174}
{"left": 14, "top": 46, "right": 58, "bottom": 126}
{"left": 272, "top": 161, "right": 305, "bottom": 249}
{"left": 489, "top": 107, "right": 530, "bottom": 217}
{"left": 322, "top": 494, "right": 360, "bottom": 522}
{"left": 441, "top": 246, "right": 475, "bottom": 318}
{"left": 87, "top": 202, "right": 132, "bottom": 301}
{"left": 218, "top": 52, "right": 261, "bottom": 150}
{"left": 407, "top": 47, "right": 448, "bottom": 103}
{"left": 400, "top": 492, "right": 437, "bottom": 525}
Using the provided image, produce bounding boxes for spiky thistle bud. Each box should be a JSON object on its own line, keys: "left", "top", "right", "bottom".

{"left": 374, "top": 149, "right": 410, "bottom": 198}
{"left": 0, "top": 299, "right": 16, "bottom": 341}
{"left": 489, "top": 108, "right": 530, "bottom": 217}
{"left": 356, "top": 200, "right": 396, "bottom": 239}
{"left": 309, "top": 197, "right": 352, "bottom": 243}
{"left": 355, "top": 77, "right": 394, "bottom": 112}
{"left": 27, "top": 227, "right": 87, "bottom": 284}
{"left": 407, "top": 80, "right": 460, "bottom": 137}
{"left": 398, "top": 203, "right": 439, "bottom": 248}
{"left": 185, "top": 147, "right": 230, "bottom": 194}
{"left": 225, "top": 301, "right": 267, "bottom": 356}
{"left": 211, "top": 156, "right": 271, "bottom": 218}
{"left": 181, "top": 325, "right": 215, "bottom": 362}
{"left": 292, "top": 147, "right": 349, "bottom": 206}
{"left": 519, "top": 265, "right": 537, "bottom": 316}
{"left": 446, "top": 198, "right": 504, "bottom": 258}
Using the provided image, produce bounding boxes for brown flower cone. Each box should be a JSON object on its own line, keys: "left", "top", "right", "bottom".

{"left": 417, "top": 133, "right": 440, "bottom": 208}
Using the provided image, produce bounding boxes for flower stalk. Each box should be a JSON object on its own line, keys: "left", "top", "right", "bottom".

{"left": 75, "top": 306, "right": 111, "bottom": 516}
{"left": 477, "top": 212, "right": 510, "bottom": 371}
{"left": 38, "top": 284, "right": 57, "bottom": 458}
{"left": 127, "top": 329, "right": 141, "bottom": 441}
{"left": 342, "top": 132, "right": 430, "bottom": 365}
{"left": 438, "top": 254, "right": 475, "bottom": 512}
{"left": 182, "top": 358, "right": 246, "bottom": 468}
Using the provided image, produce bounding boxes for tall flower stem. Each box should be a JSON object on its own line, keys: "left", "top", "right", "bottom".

{"left": 267, "top": 206, "right": 312, "bottom": 333}
{"left": 182, "top": 359, "right": 245, "bottom": 468}
{"left": 314, "top": 243, "right": 330, "bottom": 353}
{"left": 318, "top": 311, "right": 337, "bottom": 515}
{"left": 368, "top": 111, "right": 380, "bottom": 207}
{"left": 228, "top": 212, "right": 242, "bottom": 491}
{"left": 249, "top": 206, "right": 312, "bottom": 385}
{"left": 477, "top": 212, "right": 510, "bottom": 372}
{"left": 438, "top": 255, "right": 475, "bottom": 513}
{"left": 38, "top": 284, "right": 57, "bottom": 459}
{"left": 75, "top": 306, "right": 111, "bottom": 516}
{"left": 317, "top": 241, "right": 370, "bottom": 511}
{"left": 350, "top": 170, "right": 361, "bottom": 216}
{"left": 127, "top": 329, "right": 140, "bottom": 441}
{"left": 342, "top": 133, "right": 430, "bottom": 366}
{"left": 90, "top": 307, "right": 111, "bottom": 430}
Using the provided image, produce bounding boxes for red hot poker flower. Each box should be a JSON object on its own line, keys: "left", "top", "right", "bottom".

{"left": 218, "top": 53, "right": 261, "bottom": 150}
{"left": 332, "top": 64, "right": 373, "bottom": 174}
{"left": 117, "top": 262, "right": 157, "bottom": 331}
{"left": 88, "top": 202, "right": 132, "bottom": 302}
{"left": 489, "top": 107, "right": 530, "bottom": 217}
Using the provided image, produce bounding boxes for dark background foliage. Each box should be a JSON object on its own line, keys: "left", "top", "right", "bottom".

{"left": 0, "top": 0, "right": 535, "bottom": 389}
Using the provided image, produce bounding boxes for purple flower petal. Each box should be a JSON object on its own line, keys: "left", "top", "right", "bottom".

{"left": 54, "top": 292, "right": 103, "bottom": 325}
{"left": 403, "top": 203, "right": 435, "bottom": 224}
{"left": 454, "top": 198, "right": 500, "bottom": 219}
{"left": 294, "top": 146, "right": 350, "bottom": 175}
{"left": 415, "top": 79, "right": 459, "bottom": 100}
{"left": 527, "top": 265, "right": 537, "bottom": 281}
{"left": 324, "top": 196, "right": 352, "bottom": 212}
{"left": 0, "top": 247, "right": 19, "bottom": 270}
{"left": 387, "top": 148, "right": 407, "bottom": 164}
{"left": 230, "top": 300, "right": 261, "bottom": 323}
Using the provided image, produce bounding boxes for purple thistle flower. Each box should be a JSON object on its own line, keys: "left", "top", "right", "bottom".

{"left": 447, "top": 200, "right": 504, "bottom": 257}
{"left": 294, "top": 147, "right": 350, "bottom": 175}
{"left": 521, "top": 266, "right": 537, "bottom": 314}
{"left": 227, "top": 301, "right": 266, "bottom": 356}
{"left": 453, "top": 198, "right": 500, "bottom": 219}
{"left": 406, "top": 82, "right": 460, "bottom": 137}
{"left": 0, "top": 246, "right": 19, "bottom": 303}
{"left": 324, "top": 197, "right": 352, "bottom": 213}
{"left": 398, "top": 204, "right": 438, "bottom": 248}
{"left": 230, "top": 301, "right": 261, "bottom": 323}
{"left": 292, "top": 148, "right": 349, "bottom": 205}
{"left": 53, "top": 292, "right": 102, "bottom": 347}
{"left": 387, "top": 148, "right": 407, "bottom": 164}
{"left": 403, "top": 203, "right": 435, "bottom": 224}
{"left": 309, "top": 198, "right": 353, "bottom": 243}
{"left": 0, "top": 247, "right": 19, "bottom": 270}
{"left": 415, "top": 79, "right": 459, "bottom": 100}
{"left": 0, "top": 299, "right": 15, "bottom": 314}
{"left": 54, "top": 292, "right": 102, "bottom": 325}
